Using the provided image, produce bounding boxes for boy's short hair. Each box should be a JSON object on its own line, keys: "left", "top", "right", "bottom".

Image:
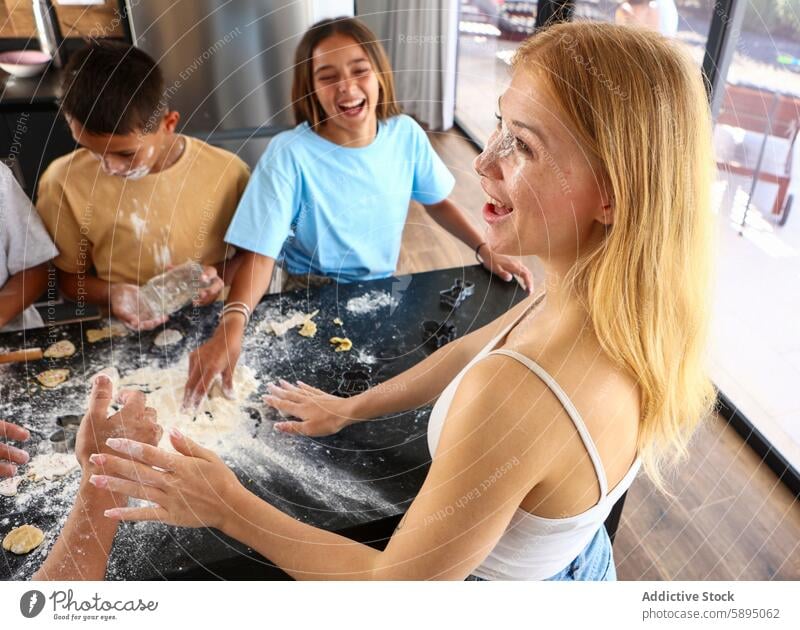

{"left": 61, "top": 41, "right": 166, "bottom": 135}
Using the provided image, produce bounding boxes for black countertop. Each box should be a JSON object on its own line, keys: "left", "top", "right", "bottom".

{"left": 0, "top": 68, "right": 63, "bottom": 111}
{"left": 0, "top": 265, "right": 526, "bottom": 580}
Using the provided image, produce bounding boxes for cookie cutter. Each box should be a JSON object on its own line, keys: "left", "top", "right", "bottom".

{"left": 439, "top": 279, "right": 475, "bottom": 309}
{"left": 56, "top": 414, "right": 82, "bottom": 429}
{"left": 421, "top": 320, "right": 457, "bottom": 350}
{"left": 335, "top": 368, "right": 372, "bottom": 397}
{"left": 49, "top": 428, "right": 76, "bottom": 453}
{"left": 50, "top": 414, "right": 82, "bottom": 453}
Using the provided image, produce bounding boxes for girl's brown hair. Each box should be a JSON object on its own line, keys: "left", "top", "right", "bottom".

{"left": 292, "top": 17, "right": 402, "bottom": 128}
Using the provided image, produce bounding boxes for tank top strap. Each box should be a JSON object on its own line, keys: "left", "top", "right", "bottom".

{"left": 487, "top": 348, "right": 609, "bottom": 499}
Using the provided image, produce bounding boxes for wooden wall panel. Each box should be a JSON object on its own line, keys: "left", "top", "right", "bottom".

{"left": 0, "top": 0, "right": 123, "bottom": 40}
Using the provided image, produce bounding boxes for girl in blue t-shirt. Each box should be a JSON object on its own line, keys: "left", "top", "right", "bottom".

{"left": 184, "top": 16, "right": 533, "bottom": 406}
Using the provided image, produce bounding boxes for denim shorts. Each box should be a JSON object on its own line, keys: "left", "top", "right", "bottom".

{"left": 466, "top": 526, "right": 616, "bottom": 581}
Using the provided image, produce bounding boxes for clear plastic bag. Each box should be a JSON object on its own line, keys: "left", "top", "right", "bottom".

{"left": 137, "top": 262, "right": 214, "bottom": 321}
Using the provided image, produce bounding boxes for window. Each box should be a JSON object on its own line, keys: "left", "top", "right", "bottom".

{"left": 456, "top": 0, "right": 539, "bottom": 144}
{"left": 710, "top": 0, "right": 800, "bottom": 471}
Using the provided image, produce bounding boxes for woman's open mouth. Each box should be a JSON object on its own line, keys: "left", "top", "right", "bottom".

{"left": 337, "top": 98, "right": 367, "bottom": 118}
{"left": 482, "top": 194, "right": 514, "bottom": 224}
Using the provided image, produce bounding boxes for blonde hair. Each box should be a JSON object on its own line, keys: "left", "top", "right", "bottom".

{"left": 292, "top": 17, "right": 402, "bottom": 129}
{"left": 513, "top": 22, "right": 717, "bottom": 488}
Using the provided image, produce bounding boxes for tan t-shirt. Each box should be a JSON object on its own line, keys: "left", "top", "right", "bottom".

{"left": 36, "top": 136, "right": 250, "bottom": 285}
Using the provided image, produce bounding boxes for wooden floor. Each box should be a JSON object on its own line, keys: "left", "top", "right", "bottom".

{"left": 401, "top": 127, "right": 800, "bottom": 580}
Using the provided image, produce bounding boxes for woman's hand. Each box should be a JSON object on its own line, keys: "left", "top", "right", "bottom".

{"left": 192, "top": 265, "right": 225, "bottom": 306}
{"left": 75, "top": 375, "right": 163, "bottom": 469}
{"left": 92, "top": 429, "right": 244, "bottom": 530}
{"left": 478, "top": 245, "right": 534, "bottom": 294}
{"left": 263, "top": 380, "right": 357, "bottom": 437}
{"left": 183, "top": 324, "right": 242, "bottom": 410}
{"left": 0, "top": 419, "right": 30, "bottom": 477}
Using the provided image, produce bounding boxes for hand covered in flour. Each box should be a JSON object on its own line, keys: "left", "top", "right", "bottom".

{"left": 183, "top": 328, "right": 241, "bottom": 410}
{"left": 477, "top": 245, "right": 534, "bottom": 294}
{"left": 0, "top": 419, "right": 30, "bottom": 477}
{"left": 93, "top": 428, "right": 243, "bottom": 529}
{"left": 110, "top": 283, "right": 168, "bottom": 331}
{"left": 191, "top": 265, "right": 225, "bottom": 307}
{"left": 263, "top": 380, "right": 356, "bottom": 437}
{"left": 75, "top": 374, "right": 163, "bottom": 469}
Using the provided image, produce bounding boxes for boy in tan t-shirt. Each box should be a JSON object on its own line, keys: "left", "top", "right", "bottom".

{"left": 37, "top": 41, "right": 250, "bottom": 330}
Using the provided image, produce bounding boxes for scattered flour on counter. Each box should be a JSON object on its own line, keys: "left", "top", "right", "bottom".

{"left": 345, "top": 291, "right": 397, "bottom": 315}
{"left": 356, "top": 349, "right": 377, "bottom": 365}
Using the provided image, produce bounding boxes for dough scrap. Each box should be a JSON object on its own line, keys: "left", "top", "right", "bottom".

{"left": 26, "top": 452, "right": 79, "bottom": 482}
{"left": 43, "top": 339, "right": 76, "bottom": 359}
{"left": 154, "top": 329, "right": 183, "bottom": 347}
{"left": 2, "top": 524, "right": 44, "bottom": 555}
{"left": 329, "top": 337, "right": 353, "bottom": 352}
{"left": 36, "top": 368, "right": 70, "bottom": 389}
{"left": 86, "top": 323, "right": 128, "bottom": 343}
{"left": 0, "top": 476, "right": 22, "bottom": 497}
{"left": 333, "top": 317, "right": 343, "bottom": 326}
{"left": 298, "top": 320, "right": 317, "bottom": 338}
{"left": 262, "top": 310, "right": 319, "bottom": 336}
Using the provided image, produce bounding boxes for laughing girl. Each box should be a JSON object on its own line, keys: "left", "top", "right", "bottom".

{"left": 184, "top": 17, "right": 532, "bottom": 406}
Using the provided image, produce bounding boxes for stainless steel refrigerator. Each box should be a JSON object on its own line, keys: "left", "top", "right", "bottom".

{"left": 126, "top": 0, "right": 354, "bottom": 166}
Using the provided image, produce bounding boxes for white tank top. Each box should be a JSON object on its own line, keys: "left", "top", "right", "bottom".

{"left": 427, "top": 303, "right": 641, "bottom": 580}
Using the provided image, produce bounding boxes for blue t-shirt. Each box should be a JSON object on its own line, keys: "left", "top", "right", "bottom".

{"left": 224, "top": 114, "right": 455, "bottom": 282}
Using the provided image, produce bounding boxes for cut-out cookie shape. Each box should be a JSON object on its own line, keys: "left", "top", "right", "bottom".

{"left": 36, "top": 368, "right": 69, "bottom": 389}
{"left": 2, "top": 524, "right": 44, "bottom": 555}
{"left": 86, "top": 323, "right": 128, "bottom": 343}
{"left": 153, "top": 329, "right": 183, "bottom": 347}
{"left": 43, "top": 340, "right": 76, "bottom": 359}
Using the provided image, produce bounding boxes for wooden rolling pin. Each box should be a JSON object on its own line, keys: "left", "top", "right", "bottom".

{"left": 0, "top": 348, "right": 43, "bottom": 364}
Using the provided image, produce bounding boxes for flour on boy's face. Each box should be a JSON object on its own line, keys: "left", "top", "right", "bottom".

{"left": 66, "top": 115, "right": 175, "bottom": 179}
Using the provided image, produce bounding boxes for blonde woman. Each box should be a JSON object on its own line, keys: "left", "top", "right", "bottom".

{"left": 90, "top": 22, "right": 716, "bottom": 581}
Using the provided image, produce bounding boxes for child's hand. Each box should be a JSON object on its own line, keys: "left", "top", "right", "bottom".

{"left": 0, "top": 419, "right": 30, "bottom": 477}
{"left": 192, "top": 266, "right": 225, "bottom": 306}
{"left": 76, "top": 375, "right": 163, "bottom": 470}
{"left": 110, "top": 283, "right": 168, "bottom": 331}
{"left": 183, "top": 330, "right": 242, "bottom": 410}
{"left": 478, "top": 246, "right": 535, "bottom": 294}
